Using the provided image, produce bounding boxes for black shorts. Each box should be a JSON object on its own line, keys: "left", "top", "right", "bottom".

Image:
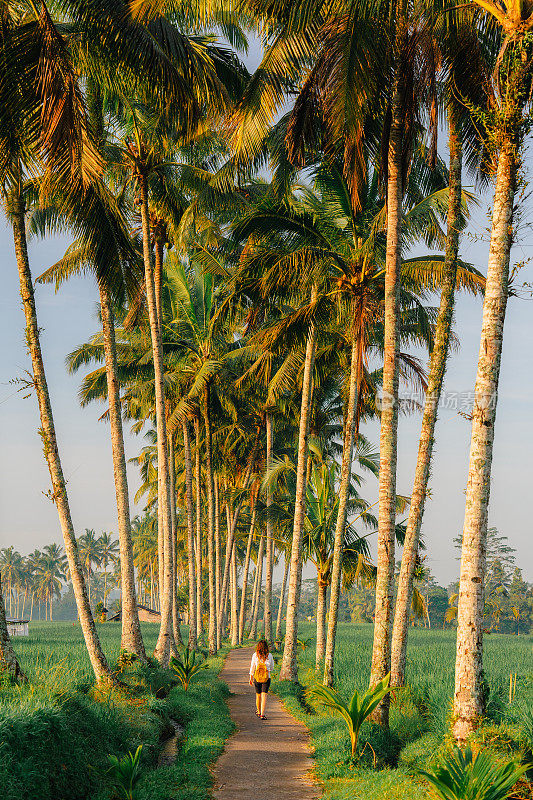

{"left": 253, "top": 678, "right": 271, "bottom": 694}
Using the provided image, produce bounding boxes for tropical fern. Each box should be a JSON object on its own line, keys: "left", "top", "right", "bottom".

{"left": 108, "top": 745, "right": 144, "bottom": 800}
{"left": 418, "top": 745, "right": 529, "bottom": 800}
{"left": 308, "top": 674, "right": 393, "bottom": 757}
{"left": 170, "top": 647, "right": 208, "bottom": 690}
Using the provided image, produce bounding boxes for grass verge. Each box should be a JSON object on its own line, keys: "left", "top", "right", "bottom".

{"left": 3, "top": 624, "right": 234, "bottom": 800}
{"left": 271, "top": 624, "right": 533, "bottom": 800}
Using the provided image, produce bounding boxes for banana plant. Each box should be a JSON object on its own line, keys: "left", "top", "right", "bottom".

{"left": 170, "top": 647, "right": 208, "bottom": 691}
{"left": 108, "top": 745, "right": 143, "bottom": 800}
{"left": 418, "top": 746, "right": 530, "bottom": 800}
{"left": 308, "top": 674, "right": 393, "bottom": 757}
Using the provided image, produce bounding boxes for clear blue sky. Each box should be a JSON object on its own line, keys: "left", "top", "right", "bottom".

{"left": 1, "top": 36, "right": 532, "bottom": 585}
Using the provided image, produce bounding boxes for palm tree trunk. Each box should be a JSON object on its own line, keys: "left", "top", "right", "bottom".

{"left": 154, "top": 237, "right": 164, "bottom": 331}
{"left": 183, "top": 420, "right": 197, "bottom": 649}
{"left": 323, "top": 336, "right": 361, "bottom": 686}
{"left": 194, "top": 416, "right": 203, "bottom": 639}
{"left": 99, "top": 286, "right": 146, "bottom": 660}
{"left": 238, "top": 502, "right": 257, "bottom": 644}
{"left": 215, "top": 477, "right": 222, "bottom": 625}
{"left": 220, "top": 501, "right": 233, "bottom": 647}
{"left": 202, "top": 386, "right": 217, "bottom": 654}
{"left": 369, "top": 83, "right": 403, "bottom": 725}
{"left": 316, "top": 574, "right": 328, "bottom": 670}
{"left": 264, "top": 412, "right": 274, "bottom": 643}
{"left": 249, "top": 530, "right": 265, "bottom": 639}
{"left": 230, "top": 545, "right": 239, "bottom": 646}
{"left": 275, "top": 557, "right": 289, "bottom": 642}
{"left": 168, "top": 433, "right": 182, "bottom": 649}
{"left": 168, "top": 433, "right": 180, "bottom": 655}
{"left": 138, "top": 175, "right": 173, "bottom": 666}
{"left": 453, "top": 139, "right": 517, "bottom": 743}
{"left": 216, "top": 437, "right": 259, "bottom": 645}
{"left": 391, "top": 112, "right": 463, "bottom": 687}
{"left": 247, "top": 558, "right": 260, "bottom": 634}
{"left": 12, "top": 197, "right": 112, "bottom": 682}
{"left": 280, "top": 287, "right": 318, "bottom": 681}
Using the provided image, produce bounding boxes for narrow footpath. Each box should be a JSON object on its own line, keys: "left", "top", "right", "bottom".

{"left": 213, "top": 646, "right": 320, "bottom": 800}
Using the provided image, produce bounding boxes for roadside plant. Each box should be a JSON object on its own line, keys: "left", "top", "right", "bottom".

{"left": 297, "top": 638, "right": 314, "bottom": 652}
{"left": 419, "top": 746, "right": 530, "bottom": 800}
{"left": 308, "top": 674, "right": 393, "bottom": 758}
{"left": 170, "top": 647, "right": 208, "bottom": 690}
{"left": 108, "top": 745, "right": 143, "bottom": 800}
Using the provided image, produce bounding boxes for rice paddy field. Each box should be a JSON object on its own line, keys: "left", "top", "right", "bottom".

{"left": 4, "top": 621, "right": 533, "bottom": 799}
{"left": 2, "top": 622, "right": 234, "bottom": 800}
{"left": 9, "top": 621, "right": 164, "bottom": 688}
{"left": 274, "top": 622, "right": 533, "bottom": 800}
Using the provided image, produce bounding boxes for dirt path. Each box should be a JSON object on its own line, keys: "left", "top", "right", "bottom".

{"left": 213, "top": 647, "right": 320, "bottom": 800}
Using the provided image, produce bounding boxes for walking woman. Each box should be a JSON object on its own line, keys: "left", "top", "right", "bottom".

{"left": 249, "top": 640, "right": 274, "bottom": 719}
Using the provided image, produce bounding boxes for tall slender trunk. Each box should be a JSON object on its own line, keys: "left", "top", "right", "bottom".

{"left": 453, "top": 140, "right": 518, "bottom": 742}
{"left": 280, "top": 287, "right": 318, "bottom": 681}
{"left": 202, "top": 386, "right": 217, "bottom": 654}
{"left": 11, "top": 195, "right": 112, "bottom": 683}
{"left": 315, "top": 574, "right": 328, "bottom": 670}
{"left": 264, "top": 413, "right": 274, "bottom": 643}
{"left": 369, "top": 80, "right": 403, "bottom": 726}
{"left": 219, "top": 501, "right": 233, "bottom": 647}
{"left": 168, "top": 433, "right": 182, "bottom": 649}
{"left": 183, "top": 420, "right": 197, "bottom": 649}
{"left": 323, "top": 336, "right": 361, "bottom": 685}
{"left": 247, "top": 557, "right": 260, "bottom": 633}
{"left": 100, "top": 287, "right": 146, "bottom": 660}
{"left": 138, "top": 175, "right": 173, "bottom": 666}
{"left": 194, "top": 416, "right": 203, "bottom": 639}
{"left": 238, "top": 502, "right": 257, "bottom": 643}
{"left": 154, "top": 240, "right": 165, "bottom": 614}
{"left": 216, "top": 437, "right": 259, "bottom": 645}
{"left": 154, "top": 237, "right": 164, "bottom": 332}
{"left": 275, "top": 557, "right": 289, "bottom": 642}
{"left": 391, "top": 113, "right": 463, "bottom": 687}
{"left": 249, "top": 530, "right": 265, "bottom": 639}
{"left": 230, "top": 545, "right": 239, "bottom": 646}
{"left": 215, "top": 477, "right": 222, "bottom": 625}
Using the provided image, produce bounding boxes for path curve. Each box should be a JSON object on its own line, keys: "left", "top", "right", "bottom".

{"left": 213, "top": 647, "right": 320, "bottom": 800}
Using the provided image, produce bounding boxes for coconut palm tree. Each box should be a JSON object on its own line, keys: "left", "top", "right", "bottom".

{"left": 303, "top": 458, "right": 377, "bottom": 668}
{"left": 34, "top": 171, "right": 149, "bottom": 660}
{"left": 0, "top": 0, "right": 180, "bottom": 684}
{"left": 98, "top": 534, "right": 119, "bottom": 605}
{"left": 389, "top": 1, "right": 497, "bottom": 686}
{"left": 33, "top": 545, "right": 67, "bottom": 620}
{"left": 77, "top": 530, "right": 103, "bottom": 605}
{"left": 232, "top": 164, "right": 481, "bottom": 683}
{"left": 0, "top": 548, "right": 24, "bottom": 618}
{"left": 452, "top": 0, "right": 533, "bottom": 743}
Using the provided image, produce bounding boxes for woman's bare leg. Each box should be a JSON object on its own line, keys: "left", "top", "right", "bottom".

{"left": 256, "top": 692, "right": 261, "bottom": 714}
{"left": 261, "top": 691, "right": 268, "bottom": 716}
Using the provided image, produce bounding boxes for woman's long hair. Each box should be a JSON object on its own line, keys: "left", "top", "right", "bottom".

{"left": 256, "top": 640, "right": 269, "bottom": 660}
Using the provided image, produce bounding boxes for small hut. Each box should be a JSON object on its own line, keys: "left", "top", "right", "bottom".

{"left": 7, "top": 619, "right": 29, "bottom": 637}
{"left": 109, "top": 604, "right": 161, "bottom": 623}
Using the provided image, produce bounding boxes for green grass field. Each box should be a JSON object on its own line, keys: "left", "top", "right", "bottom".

{"left": 10, "top": 621, "right": 163, "bottom": 688}
{"left": 4, "top": 621, "right": 533, "bottom": 799}
{"left": 273, "top": 623, "right": 533, "bottom": 800}
{"left": 3, "top": 622, "right": 234, "bottom": 800}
